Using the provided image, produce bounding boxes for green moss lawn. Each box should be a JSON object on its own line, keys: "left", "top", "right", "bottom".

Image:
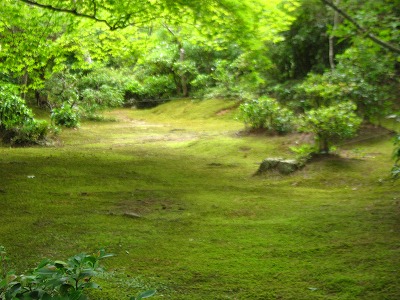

{"left": 1, "top": 99, "right": 399, "bottom": 299}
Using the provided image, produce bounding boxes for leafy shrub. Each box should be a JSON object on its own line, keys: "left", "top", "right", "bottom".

{"left": 270, "top": 107, "right": 296, "bottom": 134}
{"left": 0, "top": 85, "right": 33, "bottom": 129}
{"left": 78, "top": 68, "right": 125, "bottom": 117}
{"left": 44, "top": 72, "right": 79, "bottom": 106}
{"left": 190, "top": 74, "right": 213, "bottom": 91}
{"left": 172, "top": 60, "right": 197, "bottom": 81}
{"left": 124, "top": 79, "right": 145, "bottom": 107}
{"left": 141, "top": 75, "right": 175, "bottom": 100}
{"left": 6, "top": 119, "right": 49, "bottom": 145}
{"left": 237, "top": 99, "right": 269, "bottom": 130}
{"left": 334, "top": 44, "right": 397, "bottom": 120}
{"left": 0, "top": 84, "right": 49, "bottom": 145}
{"left": 45, "top": 68, "right": 126, "bottom": 119}
{"left": 300, "top": 102, "right": 362, "bottom": 153}
{"left": 196, "top": 57, "right": 262, "bottom": 101}
{"left": 237, "top": 97, "right": 295, "bottom": 134}
{"left": 294, "top": 70, "right": 394, "bottom": 120}
{"left": 0, "top": 247, "right": 156, "bottom": 300}
{"left": 51, "top": 105, "right": 80, "bottom": 128}
{"left": 293, "top": 73, "right": 343, "bottom": 110}
{"left": 276, "top": 42, "right": 398, "bottom": 120}
{"left": 125, "top": 75, "right": 175, "bottom": 108}
{"left": 80, "top": 85, "right": 124, "bottom": 117}
{"left": 290, "top": 143, "right": 318, "bottom": 162}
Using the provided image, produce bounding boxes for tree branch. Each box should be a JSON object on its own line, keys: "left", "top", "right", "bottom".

{"left": 321, "top": 0, "right": 400, "bottom": 54}
{"left": 17, "top": 0, "right": 127, "bottom": 30}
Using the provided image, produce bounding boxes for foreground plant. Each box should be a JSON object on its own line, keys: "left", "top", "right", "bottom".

{"left": 0, "top": 247, "right": 155, "bottom": 300}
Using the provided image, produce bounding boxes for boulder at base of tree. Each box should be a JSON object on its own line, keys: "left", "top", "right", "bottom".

{"left": 255, "top": 158, "right": 303, "bottom": 175}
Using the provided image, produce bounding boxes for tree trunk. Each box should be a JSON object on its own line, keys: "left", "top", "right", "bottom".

{"left": 329, "top": 0, "right": 340, "bottom": 70}
{"left": 21, "top": 71, "right": 28, "bottom": 100}
{"left": 180, "top": 47, "right": 188, "bottom": 97}
{"left": 318, "top": 136, "right": 330, "bottom": 153}
{"left": 36, "top": 67, "right": 48, "bottom": 107}
{"left": 163, "top": 24, "right": 189, "bottom": 97}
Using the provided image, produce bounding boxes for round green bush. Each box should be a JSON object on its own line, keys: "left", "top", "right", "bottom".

{"left": 51, "top": 105, "right": 80, "bottom": 128}
{"left": 237, "top": 97, "right": 295, "bottom": 134}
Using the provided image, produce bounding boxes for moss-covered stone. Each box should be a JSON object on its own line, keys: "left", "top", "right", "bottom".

{"left": 256, "top": 158, "right": 303, "bottom": 175}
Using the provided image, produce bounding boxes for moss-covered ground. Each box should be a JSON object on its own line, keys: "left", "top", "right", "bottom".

{"left": 1, "top": 99, "right": 399, "bottom": 299}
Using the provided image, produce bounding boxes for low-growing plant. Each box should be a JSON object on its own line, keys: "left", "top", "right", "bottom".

{"left": 270, "top": 107, "right": 296, "bottom": 134}
{"left": 237, "top": 97, "right": 295, "bottom": 134}
{"left": 0, "top": 85, "right": 33, "bottom": 129}
{"left": 0, "top": 84, "right": 49, "bottom": 145}
{"left": 290, "top": 143, "right": 318, "bottom": 162}
{"left": 7, "top": 119, "right": 49, "bottom": 145}
{"left": 237, "top": 99, "right": 267, "bottom": 130}
{"left": 300, "top": 101, "right": 362, "bottom": 153}
{"left": 0, "top": 246, "right": 8, "bottom": 279}
{"left": 51, "top": 105, "right": 80, "bottom": 128}
{"left": 0, "top": 247, "right": 156, "bottom": 300}
{"left": 45, "top": 68, "right": 126, "bottom": 119}
{"left": 0, "top": 248, "right": 111, "bottom": 299}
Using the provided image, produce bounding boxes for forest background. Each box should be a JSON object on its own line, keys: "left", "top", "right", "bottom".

{"left": 0, "top": 0, "right": 399, "bottom": 147}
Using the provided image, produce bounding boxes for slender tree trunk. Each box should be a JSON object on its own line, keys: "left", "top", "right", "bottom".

{"left": 318, "top": 136, "right": 330, "bottom": 153}
{"left": 180, "top": 47, "right": 188, "bottom": 97}
{"left": 163, "top": 23, "right": 189, "bottom": 97}
{"left": 329, "top": 0, "right": 340, "bottom": 70}
{"left": 21, "top": 70, "right": 28, "bottom": 100}
{"left": 36, "top": 67, "right": 47, "bottom": 106}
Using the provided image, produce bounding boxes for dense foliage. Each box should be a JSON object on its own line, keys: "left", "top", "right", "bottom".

{"left": 238, "top": 97, "right": 295, "bottom": 134}
{"left": 0, "top": 84, "right": 48, "bottom": 144}
{"left": 0, "top": 0, "right": 398, "bottom": 169}
{"left": 300, "top": 102, "right": 362, "bottom": 153}
{"left": 0, "top": 0, "right": 397, "bottom": 165}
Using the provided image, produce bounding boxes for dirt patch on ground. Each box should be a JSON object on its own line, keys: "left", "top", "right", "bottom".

{"left": 215, "top": 102, "right": 241, "bottom": 116}
{"left": 216, "top": 108, "right": 233, "bottom": 116}
{"left": 87, "top": 109, "right": 205, "bottom": 148}
{"left": 114, "top": 190, "right": 185, "bottom": 217}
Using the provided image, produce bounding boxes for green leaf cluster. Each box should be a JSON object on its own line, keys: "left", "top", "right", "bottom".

{"left": 1, "top": 247, "right": 155, "bottom": 300}
{"left": 237, "top": 97, "right": 295, "bottom": 134}
{"left": 51, "top": 105, "right": 80, "bottom": 128}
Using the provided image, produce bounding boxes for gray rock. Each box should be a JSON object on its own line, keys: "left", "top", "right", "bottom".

{"left": 256, "top": 158, "right": 303, "bottom": 175}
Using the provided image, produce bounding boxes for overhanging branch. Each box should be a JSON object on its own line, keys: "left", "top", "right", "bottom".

{"left": 321, "top": 0, "right": 400, "bottom": 54}
{"left": 17, "top": 0, "right": 128, "bottom": 30}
